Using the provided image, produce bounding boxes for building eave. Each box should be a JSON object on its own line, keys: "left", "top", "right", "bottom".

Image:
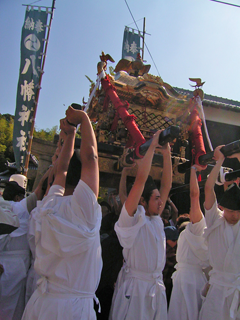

{"left": 174, "top": 87, "right": 240, "bottom": 113}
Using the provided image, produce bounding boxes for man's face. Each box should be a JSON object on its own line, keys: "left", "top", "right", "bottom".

{"left": 145, "top": 189, "right": 163, "bottom": 216}
{"left": 223, "top": 207, "right": 240, "bottom": 225}
{"left": 161, "top": 208, "right": 170, "bottom": 220}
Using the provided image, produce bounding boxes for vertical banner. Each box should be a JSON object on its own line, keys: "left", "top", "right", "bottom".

{"left": 13, "top": 8, "right": 48, "bottom": 172}
{"left": 122, "top": 26, "right": 141, "bottom": 61}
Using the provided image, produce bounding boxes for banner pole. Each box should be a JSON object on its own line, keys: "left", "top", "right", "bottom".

{"left": 142, "top": 17, "right": 145, "bottom": 60}
{"left": 23, "top": 0, "right": 56, "bottom": 176}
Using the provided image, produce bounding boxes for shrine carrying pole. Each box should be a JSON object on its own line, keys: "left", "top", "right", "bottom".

{"left": 23, "top": 0, "right": 56, "bottom": 176}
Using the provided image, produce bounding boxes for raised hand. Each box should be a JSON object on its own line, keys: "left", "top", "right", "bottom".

{"left": 213, "top": 145, "right": 225, "bottom": 162}
{"left": 65, "top": 106, "right": 85, "bottom": 127}
{"left": 192, "top": 164, "right": 207, "bottom": 172}
{"left": 60, "top": 118, "right": 76, "bottom": 136}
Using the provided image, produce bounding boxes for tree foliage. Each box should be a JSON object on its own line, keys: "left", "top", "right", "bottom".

{"left": 0, "top": 114, "right": 14, "bottom": 171}
{"left": 0, "top": 114, "right": 14, "bottom": 153}
{"left": 33, "top": 125, "right": 59, "bottom": 141}
{"left": 0, "top": 113, "right": 59, "bottom": 172}
{"left": 0, "top": 113, "right": 95, "bottom": 173}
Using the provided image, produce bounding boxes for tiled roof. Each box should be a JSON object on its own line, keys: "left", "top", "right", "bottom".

{"left": 174, "top": 87, "right": 240, "bottom": 113}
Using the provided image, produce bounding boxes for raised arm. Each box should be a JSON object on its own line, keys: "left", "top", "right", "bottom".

{"left": 33, "top": 167, "right": 51, "bottom": 200}
{"left": 159, "top": 143, "right": 172, "bottom": 216}
{"left": 53, "top": 119, "right": 76, "bottom": 188}
{"left": 110, "top": 194, "right": 122, "bottom": 216}
{"left": 189, "top": 165, "right": 204, "bottom": 223}
{"left": 204, "top": 145, "right": 225, "bottom": 210}
{"left": 44, "top": 130, "right": 66, "bottom": 196}
{"left": 168, "top": 197, "right": 178, "bottom": 225}
{"left": 24, "top": 167, "right": 52, "bottom": 214}
{"left": 119, "top": 165, "right": 135, "bottom": 205}
{"left": 65, "top": 107, "right": 99, "bottom": 197}
{"left": 228, "top": 153, "right": 240, "bottom": 162}
{"left": 125, "top": 131, "right": 161, "bottom": 216}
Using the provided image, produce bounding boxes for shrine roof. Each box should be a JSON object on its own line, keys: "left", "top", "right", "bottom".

{"left": 174, "top": 87, "right": 240, "bottom": 113}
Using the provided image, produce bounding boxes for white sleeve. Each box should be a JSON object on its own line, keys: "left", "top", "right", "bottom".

{"left": 71, "top": 180, "right": 101, "bottom": 229}
{"left": 117, "top": 203, "right": 140, "bottom": 228}
{"left": 114, "top": 204, "right": 146, "bottom": 248}
{"left": 204, "top": 200, "right": 222, "bottom": 228}
{"left": 12, "top": 198, "right": 28, "bottom": 218}
{"left": 0, "top": 197, "right": 19, "bottom": 232}
{"left": 188, "top": 216, "right": 206, "bottom": 236}
{"left": 185, "top": 218, "right": 208, "bottom": 262}
{"left": 26, "top": 192, "right": 38, "bottom": 213}
{"left": 48, "top": 185, "right": 65, "bottom": 197}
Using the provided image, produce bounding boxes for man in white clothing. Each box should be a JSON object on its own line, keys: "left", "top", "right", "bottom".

{"left": 0, "top": 174, "right": 48, "bottom": 320}
{"left": 22, "top": 107, "right": 102, "bottom": 320}
{"left": 109, "top": 131, "right": 172, "bottom": 320}
{"left": 199, "top": 146, "right": 240, "bottom": 320}
{"left": 168, "top": 165, "right": 209, "bottom": 320}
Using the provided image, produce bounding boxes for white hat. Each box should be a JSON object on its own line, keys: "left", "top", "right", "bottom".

{"left": 9, "top": 174, "right": 27, "bottom": 190}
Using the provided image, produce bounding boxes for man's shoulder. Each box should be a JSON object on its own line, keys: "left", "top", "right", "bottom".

{"left": 48, "top": 185, "right": 65, "bottom": 197}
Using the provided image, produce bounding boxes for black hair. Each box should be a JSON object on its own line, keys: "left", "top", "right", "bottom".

{"left": 176, "top": 213, "right": 190, "bottom": 229}
{"left": 142, "top": 176, "right": 157, "bottom": 205}
{"left": 219, "top": 183, "right": 240, "bottom": 210}
{"left": 178, "top": 221, "right": 190, "bottom": 234}
{"left": 2, "top": 181, "right": 25, "bottom": 201}
{"left": 142, "top": 189, "right": 154, "bottom": 205}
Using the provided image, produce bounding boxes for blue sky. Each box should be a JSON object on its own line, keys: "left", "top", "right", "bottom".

{"left": 1, "top": 0, "right": 240, "bottom": 130}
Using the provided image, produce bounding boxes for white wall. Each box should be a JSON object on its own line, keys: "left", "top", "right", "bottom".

{"left": 203, "top": 105, "right": 240, "bottom": 127}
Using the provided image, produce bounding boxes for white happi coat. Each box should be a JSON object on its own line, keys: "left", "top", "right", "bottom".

{"left": 25, "top": 200, "right": 42, "bottom": 303}
{"left": 199, "top": 200, "right": 240, "bottom": 320}
{"left": 109, "top": 204, "right": 168, "bottom": 320}
{"left": 168, "top": 217, "right": 209, "bottom": 320}
{"left": 0, "top": 198, "right": 30, "bottom": 320}
{"left": 22, "top": 181, "right": 102, "bottom": 320}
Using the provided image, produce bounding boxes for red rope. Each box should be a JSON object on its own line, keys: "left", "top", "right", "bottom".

{"left": 189, "top": 102, "right": 207, "bottom": 181}
{"left": 101, "top": 76, "right": 146, "bottom": 150}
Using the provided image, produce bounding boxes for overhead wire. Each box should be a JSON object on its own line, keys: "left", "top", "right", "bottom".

{"left": 126, "top": 18, "right": 144, "bottom": 26}
{"left": 29, "top": 0, "right": 42, "bottom": 5}
{"left": 210, "top": 0, "right": 240, "bottom": 8}
{"left": 124, "top": 0, "right": 161, "bottom": 78}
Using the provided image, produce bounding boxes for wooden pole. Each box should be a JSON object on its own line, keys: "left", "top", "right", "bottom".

{"left": 142, "top": 17, "right": 146, "bottom": 60}
{"left": 23, "top": 0, "right": 56, "bottom": 176}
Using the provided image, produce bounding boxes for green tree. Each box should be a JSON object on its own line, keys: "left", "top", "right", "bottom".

{"left": 33, "top": 125, "right": 59, "bottom": 141}
{"left": 0, "top": 113, "right": 59, "bottom": 172}
{"left": 0, "top": 113, "right": 96, "bottom": 173}
{"left": 0, "top": 114, "right": 14, "bottom": 171}
{"left": 0, "top": 114, "right": 14, "bottom": 153}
